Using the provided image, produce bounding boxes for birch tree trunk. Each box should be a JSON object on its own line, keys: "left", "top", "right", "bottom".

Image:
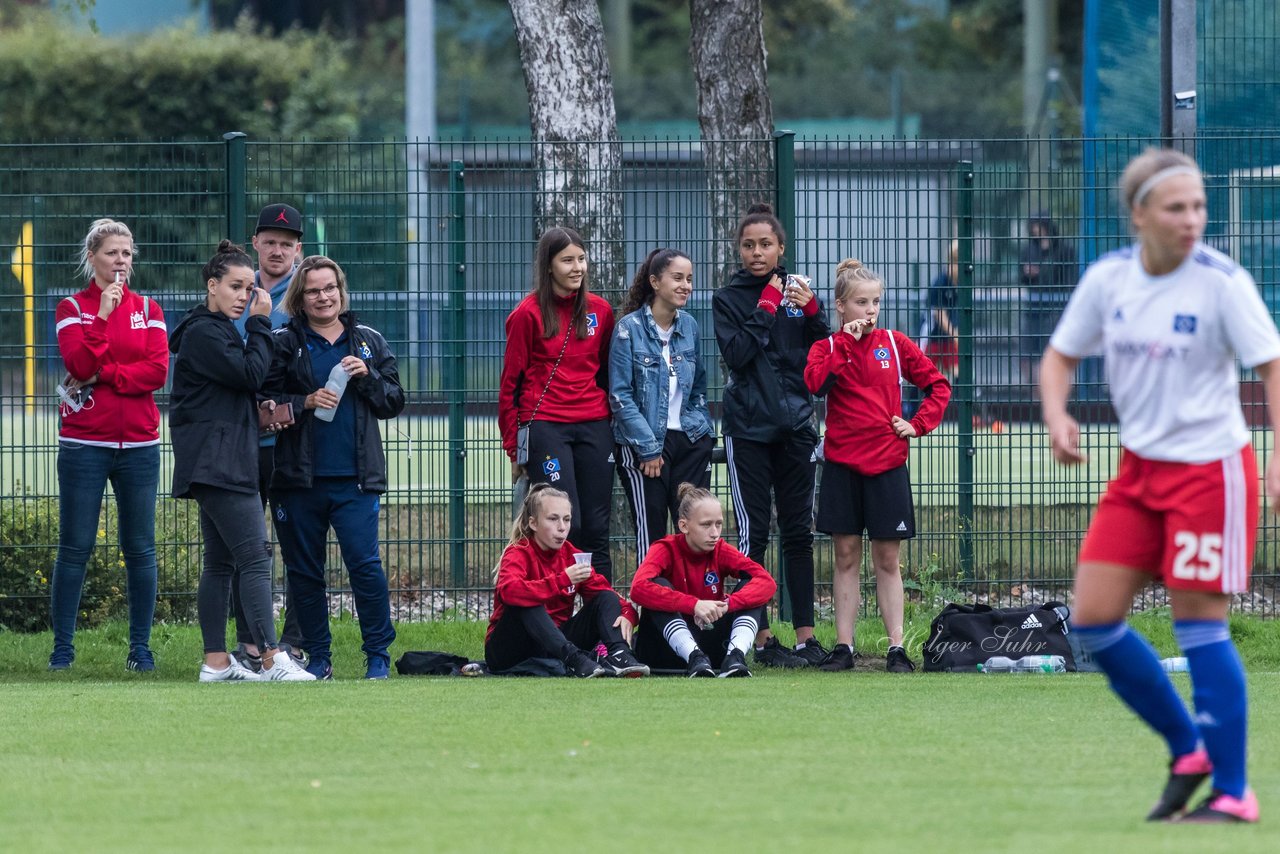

{"left": 508, "top": 0, "right": 626, "bottom": 299}
{"left": 689, "top": 0, "right": 775, "bottom": 281}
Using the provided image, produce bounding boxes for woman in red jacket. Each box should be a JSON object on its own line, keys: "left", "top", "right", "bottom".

{"left": 630, "top": 483, "right": 778, "bottom": 677}
{"left": 805, "top": 259, "right": 951, "bottom": 673}
{"left": 485, "top": 483, "right": 647, "bottom": 677}
{"left": 499, "top": 227, "right": 616, "bottom": 579}
{"left": 49, "top": 219, "right": 169, "bottom": 672}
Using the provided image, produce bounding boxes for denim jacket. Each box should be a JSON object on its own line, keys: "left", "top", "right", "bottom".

{"left": 608, "top": 305, "right": 713, "bottom": 460}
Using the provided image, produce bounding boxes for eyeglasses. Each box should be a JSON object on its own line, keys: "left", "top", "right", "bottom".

{"left": 303, "top": 284, "right": 339, "bottom": 300}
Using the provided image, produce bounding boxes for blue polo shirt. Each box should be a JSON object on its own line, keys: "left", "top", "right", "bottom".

{"left": 306, "top": 327, "right": 358, "bottom": 477}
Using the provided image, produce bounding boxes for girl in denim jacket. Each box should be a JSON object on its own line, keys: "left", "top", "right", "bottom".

{"left": 609, "top": 249, "right": 714, "bottom": 560}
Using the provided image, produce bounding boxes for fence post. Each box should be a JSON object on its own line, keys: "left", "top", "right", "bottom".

{"left": 447, "top": 160, "right": 468, "bottom": 587}
{"left": 772, "top": 129, "right": 797, "bottom": 623}
{"left": 223, "top": 132, "right": 247, "bottom": 241}
{"left": 773, "top": 130, "right": 797, "bottom": 267}
{"left": 955, "top": 161, "right": 975, "bottom": 578}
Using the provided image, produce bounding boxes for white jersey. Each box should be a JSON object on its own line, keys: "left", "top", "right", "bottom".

{"left": 1050, "top": 242, "right": 1280, "bottom": 463}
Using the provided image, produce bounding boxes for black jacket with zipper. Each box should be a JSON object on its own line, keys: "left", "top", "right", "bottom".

{"left": 168, "top": 305, "right": 273, "bottom": 498}
{"left": 262, "top": 312, "right": 405, "bottom": 494}
{"left": 713, "top": 266, "right": 829, "bottom": 444}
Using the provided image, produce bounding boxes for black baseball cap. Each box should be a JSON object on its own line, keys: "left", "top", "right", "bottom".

{"left": 255, "top": 203, "right": 303, "bottom": 238}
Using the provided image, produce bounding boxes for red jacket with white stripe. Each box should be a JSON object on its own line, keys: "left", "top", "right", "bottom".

{"left": 486, "top": 537, "right": 638, "bottom": 643}
{"left": 499, "top": 292, "right": 614, "bottom": 460}
{"left": 56, "top": 282, "right": 168, "bottom": 447}
{"left": 629, "top": 535, "right": 777, "bottom": 616}
{"left": 804, "top": 327, "right": 950, "bottom": 476}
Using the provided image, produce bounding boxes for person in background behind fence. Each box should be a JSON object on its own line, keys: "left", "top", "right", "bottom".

{"left": 169, "top": 241, "right": 314, "bottom": 683}
{"left": 1020, "top": 212, "right": 1075, "bottom": 387}
{"left": 49, "top": 219, "right": 168, "bottom": 673}
{"left": 228, "top": 202, "right": 307, "bottom": 674}
{"left": 805, "top": 260, "right": 951, "bottom": 674}
{"left": 263, "top": 255, "right": 404, "bottom": 681}
{"left": 485, "top": 483, "right": 647, "bottom": 678}
{"left": 499, "top": 227, "right": 617, "bottom": 579}
{"left": 713, "top": 202, "right": 829, "bottom": 668}
{"left": 630, "top": 483, "right": 776, "bottom": 678}
{"left": 610, "top": 248, "right": 715, "bottom": 560}
{"left": 1042, "top": 148, "right": 1280, "bottom": 824}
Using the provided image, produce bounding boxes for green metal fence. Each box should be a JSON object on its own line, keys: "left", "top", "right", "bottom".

{"left": 2, "top": 133, "right": 1278, "bottom": 629}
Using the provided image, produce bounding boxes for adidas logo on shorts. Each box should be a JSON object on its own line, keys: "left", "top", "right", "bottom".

{"left": 1020, "top": 614, "right": 1042, "bottom": 630}
{"left": 895, "top": 521, "right": 907, "bottom": 532}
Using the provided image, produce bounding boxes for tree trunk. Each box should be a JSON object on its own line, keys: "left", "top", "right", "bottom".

{"left": 508, "top": 0, "right": 626, "bottom": 300}
{"left": 689, "top": 0, "right": 775, "bottom": 281}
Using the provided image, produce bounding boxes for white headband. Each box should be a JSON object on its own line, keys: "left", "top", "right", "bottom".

{"left": 1133, "top": 165, "right": 1200, "bottom": 206}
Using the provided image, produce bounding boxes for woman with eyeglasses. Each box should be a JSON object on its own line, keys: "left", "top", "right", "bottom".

{"left": 262, "top": 255, "right": 405, "bottom": 680}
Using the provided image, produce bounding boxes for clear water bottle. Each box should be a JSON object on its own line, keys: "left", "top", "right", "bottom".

{"left": 1161, "top": 656, "right": 1189, "bottom": 673}
{"left": 1013, "top": 655, "right": 1067, "bottom": 673}
{"left": 313, "top": 363, "right": 349, "bottom": 423}
{"left": 978, "top": 656, "right": 1017, "bottom": 673}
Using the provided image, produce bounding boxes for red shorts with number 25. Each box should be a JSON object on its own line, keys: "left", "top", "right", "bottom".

{"left": 1079, "top": 445, "right": 1257, "bottom": 594}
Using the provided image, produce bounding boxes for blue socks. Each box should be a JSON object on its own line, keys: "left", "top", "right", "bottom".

{"left": 1175, "top": 620, "right": 1248, "bottom": 799}
{"left": 1073, "top": 622, "right": 1199, "bottom": 758}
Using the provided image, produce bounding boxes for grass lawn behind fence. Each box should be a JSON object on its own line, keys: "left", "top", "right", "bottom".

{"left": 2, "top": 617, "right": 1279, "bottom": 852}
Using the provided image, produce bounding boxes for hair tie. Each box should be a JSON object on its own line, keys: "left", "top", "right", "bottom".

{"left": 1133, "top": 166, "right": 1200, "bottom": 206}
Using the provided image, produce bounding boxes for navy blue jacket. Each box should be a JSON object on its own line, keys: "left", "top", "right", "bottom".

{"left": 262, "top": 312, "right": 405, "bottom": 493}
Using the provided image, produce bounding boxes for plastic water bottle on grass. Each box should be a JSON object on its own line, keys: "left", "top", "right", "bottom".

{"left": 1160, "top": 657, "right": 1189, "bottom": 673}
{"left": 314, "top": 364, "right": 349, "bottom": 423}
{"left": 1013, "top": 655, "right": 1066, "bottom": 673}
{"left": 978, "top": 656, "right": 1017, "bottom": 673}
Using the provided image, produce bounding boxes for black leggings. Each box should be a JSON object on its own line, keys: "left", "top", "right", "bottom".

{"left": 230, "top": 445, "right": 302, "bottom": 648}
{"left": 526, "top": 418, "right": 615, "bottom": 579}
{"left": 192, "top": 484, "right": 279, "bottom": 655}
{"left": 485, "top": 592, "right": 626, "bottom": 672}
{"left": 634, "top": 578, "right": 765, "bottom": 669}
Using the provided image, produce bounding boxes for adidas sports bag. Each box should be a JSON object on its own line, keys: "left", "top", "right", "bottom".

{"left": 921, "top": 601, "right": 1076, "bottom": 672}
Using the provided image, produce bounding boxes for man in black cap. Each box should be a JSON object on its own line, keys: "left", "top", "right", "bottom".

{"left": 230, "top": 202, "right": 307, "bottom": 671}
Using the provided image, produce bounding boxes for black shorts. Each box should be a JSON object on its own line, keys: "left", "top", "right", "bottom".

{"left": 815, "top": 461, "right": 915, "bottom": 539}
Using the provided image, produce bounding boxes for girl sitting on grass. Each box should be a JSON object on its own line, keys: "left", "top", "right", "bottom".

{"left": 630, "top": 483, "right": 777, "bottom": 677}
{"left": 805, "top": 259, "right": 951, "bottom": 673}
{"left": 485, "top": 483, "right": 647, "bottom": 678}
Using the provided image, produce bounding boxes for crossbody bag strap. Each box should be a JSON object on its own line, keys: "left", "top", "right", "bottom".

{"left": 523, "top": 324, "right": 573, "bottom": 425}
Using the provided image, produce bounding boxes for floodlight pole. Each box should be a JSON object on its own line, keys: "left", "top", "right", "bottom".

{"left": 1159, "top": 0, "right": 1197, "bottom": 153}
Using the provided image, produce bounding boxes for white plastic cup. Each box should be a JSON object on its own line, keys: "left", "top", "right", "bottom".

{"left": 572, "top": 552, "right": 592, "bottom": 567}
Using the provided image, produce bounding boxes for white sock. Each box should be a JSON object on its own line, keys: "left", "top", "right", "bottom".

{"left": 730, "top": 617, "right": 759, "bottom": 654}
{"left": 663, "top": 619, "right": 699, "bottom": 662}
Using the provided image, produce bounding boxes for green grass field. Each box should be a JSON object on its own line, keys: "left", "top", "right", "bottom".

{"left": 2, "top": 617, "right": 1279, "bottom": 852}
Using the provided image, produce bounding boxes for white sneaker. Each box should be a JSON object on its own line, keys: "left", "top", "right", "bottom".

{"left": 261, "top": 649, "right": 317, "bottom": 682}
{"left": 199, "top": 657, "right": 261, "bottom": 682}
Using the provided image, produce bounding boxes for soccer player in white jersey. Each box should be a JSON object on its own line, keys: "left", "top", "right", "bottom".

{"left": 1041, "top": 148, "right": 1280, "bottom": 824}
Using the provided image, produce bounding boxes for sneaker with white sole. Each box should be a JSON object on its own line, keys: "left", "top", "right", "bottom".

{"left": 199, "top": 657, "right": 261, "bottom": 682}
{"left": 261, "top": 649, "right": 317, "bottom": 682}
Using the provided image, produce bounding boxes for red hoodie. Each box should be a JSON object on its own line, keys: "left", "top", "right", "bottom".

{"left": 630, "top": 535, "right": 777, "bottom": 615}
{"left": 499, "top": 292, "right": 614, "bottom": 459}
{"left": 805, "top": 327, "right": 950, "bottom": 476}
{"left": 56, "top": 282, "right": 169, "bottom": 447}
{"left": 486, "top": 537, "right": 638, "bottom": 643}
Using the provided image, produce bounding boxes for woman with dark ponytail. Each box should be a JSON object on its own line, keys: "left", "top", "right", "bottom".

{"left": 609, "top": 248, "right": 714, "bottom": 559}
{"left": 712, "top": 203, "right": 830, "bottom": 668}
{"left": 169, "top": 241, "right": 314, "bottom": 682}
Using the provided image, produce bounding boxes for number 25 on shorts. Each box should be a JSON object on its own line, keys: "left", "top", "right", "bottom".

{"left": 1171, "top": 531, "right": 1222, "bottom": 582}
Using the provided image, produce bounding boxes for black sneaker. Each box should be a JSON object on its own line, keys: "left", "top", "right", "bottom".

{"left": 599, "top": 645, "right": 650, "bottom": 678}
{"left": 48, "top": 645, "right": 75, "bottom": 671}
{"left": 885, "top": 646, "right": 916, "bottom": 673}
{"left": 230, "top": 643, "right": 262, "bottom": 674}
{"left": 792, "top": 637, "right": 830, "bottom": 666}
{"left": 565, "top": 650, "right": 608, "bottom": 678}
{"left": 718, "top": 648, "right": 751, "bottom": 678}
{"left": 686, "top": 650, "right": 716, "bottom": 678}
{"left": 818, "top": 643, "right": 859, "bottom": 672}
{"left": 1146, "top": 749, "right": 1212, "bottom": 821}
{"left": 753, "top": 637, "right": 807, "bottom": 668}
